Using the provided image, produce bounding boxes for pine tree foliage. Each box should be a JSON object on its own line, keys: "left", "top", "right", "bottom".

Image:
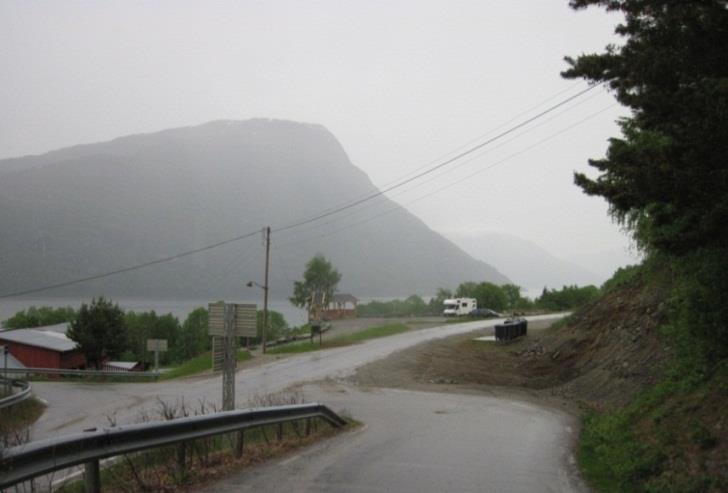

{"left": 563, "top": 0, "right": 728, "bottom": 254}
{"left": 67, "top": 297, "right": 127, "bottom": 369}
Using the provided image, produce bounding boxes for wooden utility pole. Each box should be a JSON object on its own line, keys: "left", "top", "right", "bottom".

{"left": 222, "top": 303, "right": 236, "bottom": 410}
{"left": 262, "top": 226, "right": 271, "bottom": 354}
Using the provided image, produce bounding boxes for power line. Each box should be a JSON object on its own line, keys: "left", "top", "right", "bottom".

{"left": 272, "top": 83, "right": 602, "bottom": 234}
{"left": 273, "top": 103, "right": 618, "bottom": 250}
{"left": 318, "top": 81, "right": 589, "bottom": 207}
{"left": 0, "top": 230, "right": 260, "bottom": 298}
{"left": 274, "top": 86, "right": 609, "bottom": 239}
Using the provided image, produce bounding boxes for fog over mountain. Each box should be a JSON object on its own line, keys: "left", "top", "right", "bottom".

{"left": 446, "top": 232, "right": 604, "bottom": 293}
{"left": 0, "top": 119, "right": 509, "bottom": 300}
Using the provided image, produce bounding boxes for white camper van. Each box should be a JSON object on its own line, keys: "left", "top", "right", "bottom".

{"left": 442, "top": 298, "right": 477, "bottom": 317}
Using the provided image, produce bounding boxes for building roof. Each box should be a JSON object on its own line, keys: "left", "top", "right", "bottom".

{"left": 0, "top": 328, "right": 77, "bottom": 352}
{"left": 104, "top": 361, "right": 140, "bottom": 370}
{"left": 332, "top": 293, "right": 358, "bottom": 304}
{"left": 36, "top": 322, "right": 71, "bottom": 334}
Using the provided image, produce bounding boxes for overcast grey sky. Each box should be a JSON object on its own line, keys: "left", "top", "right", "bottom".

{"left": 0, "top": 0, "right": 638, "bottom": 275}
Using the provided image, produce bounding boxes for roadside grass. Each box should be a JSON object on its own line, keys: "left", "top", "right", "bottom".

{"left": 579, "top": 357, "right": 727, "bottom": 492}
{"left": 268, "top": 323, "right": 409, "bottom": 355}
{"left": 27, "top": 373, "right": 159, "bottom": 384}
{"left": 0, "top": 396, "right": 46, "bottom": 437}
{"left": 406, "top": 319, "right": 441, "bottom": 325}
{"left": 161, "top": 350, "right": 252, "bottom": 380}
{"left": 444, "top": 317, "right": 483, "bottom": 325}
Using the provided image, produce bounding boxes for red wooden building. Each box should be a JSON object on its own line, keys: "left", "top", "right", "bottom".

{"left": 0, "top": 324, "right": 86, "bottom": 369}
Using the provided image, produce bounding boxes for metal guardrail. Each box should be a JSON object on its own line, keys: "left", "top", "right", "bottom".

{"left": 0, "top": 378, "right": 32, "bottom": 410}
{"left": 2, "top": 367, "right": 160, "bottom": 379}
{"left": 0, "top": 402, "right": 347, "bottom": 491}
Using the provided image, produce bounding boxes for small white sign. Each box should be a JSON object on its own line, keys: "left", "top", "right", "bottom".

{"left": 146, "top": 339, "right": 168, "bottom": 352}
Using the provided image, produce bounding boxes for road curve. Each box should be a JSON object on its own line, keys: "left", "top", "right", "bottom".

{"left": 31, "top": 314, "right": 567, "bottom": 440}
{"left": 200, "top": 384, "right": 588, "bottom": 493}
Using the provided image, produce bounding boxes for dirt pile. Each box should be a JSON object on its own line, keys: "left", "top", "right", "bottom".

{"left": 519, "top": 278, "right": 672, "bottom": 409}
{"left": 353, "top": 275, "right": 672, "bottom": 410}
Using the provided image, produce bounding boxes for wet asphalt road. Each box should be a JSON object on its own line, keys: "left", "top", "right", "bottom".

{"left": 28, "top": 314, "right": 587, "bottom": 492}
{"left": 199, "top": 384, "right": 587, "bottom": 493}
{"left": 31, "top": 315, "right": 565, "bottom": 439}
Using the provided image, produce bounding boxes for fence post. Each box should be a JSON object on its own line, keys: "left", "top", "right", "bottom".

{"left": 305, "top": 417, "right": 312, "bottom": 436}
{"left": 234, "top": 430, "right": 244, "bottom": 459}
{"left": 176, "top": 442, "right": 187, "bottom": 479}
{"left": 277, "top": 422, "right": 284, "bottom": 442}
{"left": 84, "top": 459, "right": 101, "bottom": 493}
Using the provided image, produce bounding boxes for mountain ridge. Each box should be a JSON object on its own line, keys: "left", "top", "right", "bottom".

{"left": 0, "top": 119, "right": 509, "bottom": 299}
{"left": 446, "top": 231, "right": 602, "bottom": 292}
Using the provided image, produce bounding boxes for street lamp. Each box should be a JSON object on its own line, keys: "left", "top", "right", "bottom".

{"left": 246, "top": 280, "right": 269, "bottom": 353}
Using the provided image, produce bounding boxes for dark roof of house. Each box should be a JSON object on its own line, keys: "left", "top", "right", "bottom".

{"left": 332, "top": 293, "right": 358, "bottom": 304}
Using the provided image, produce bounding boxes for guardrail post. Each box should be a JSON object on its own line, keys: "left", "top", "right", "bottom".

{"left": 305, "top": 417, "right": 311, "bottom": 436}
{"left": 234, "top": 430, "right": 244, "bottom": 458}
{"left": 0, "top": 403, "right": 347, "bottom": 490}
{"left": 176, "top": 442, "right": 187, "bottom": 479}
{"left": 85, "top": 459, "right": 101, "bottom": 493}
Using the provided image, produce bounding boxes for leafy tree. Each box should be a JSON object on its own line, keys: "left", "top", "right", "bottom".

{"left": 536, "top": 285, "right": 600, "bottom": 312}
{"left": 403, "top": 295, "right": 428, "bottom": 316}
{"left": 455, "top": 282, "right": 479, "bottom": 299}
{"left": 176, "top": 307, "right": 210, "bottom": 361}
{"left": 474, "top": 282, "right": 508, "bottom": 312}
{"left": 67, "top": 298, "right": 127, "bottom": 369}
{"left": 455, "top": 281, "right": 508, "bottom": 312}
{"left": 2, "top": 306, "right": 77, "bottom": 329}
{"left": 256, "top": 309, "right": 288, "bottom": 343}
{"left": 428, "top": 288, "right": 453, "bottom": 314}
{"left": 563, "top": 0, "right": 728, "bottom": 255}
{"left": 125, "top": 311, "right": 181, "bottom": 365}
{"left": 501, "top": 284, "right": 535, "bottom": 311}
{"left": 290, "top": 255, "right": 342, "bottom": 310}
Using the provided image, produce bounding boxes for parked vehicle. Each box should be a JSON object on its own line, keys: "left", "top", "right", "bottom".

{"left": 442, "top": 298, "right": 477, "bottom": 317}
{"left": 469, "top": 308, "right": 501, "bottom": 318}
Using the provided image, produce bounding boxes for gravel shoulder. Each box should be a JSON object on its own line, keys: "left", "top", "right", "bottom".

{"left": 348, "top": 319, "right": 580, "bottom": 414}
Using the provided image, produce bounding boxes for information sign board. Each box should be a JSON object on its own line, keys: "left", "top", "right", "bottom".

{"left": 208, "top": 302, "right": 257, "bottom": 337}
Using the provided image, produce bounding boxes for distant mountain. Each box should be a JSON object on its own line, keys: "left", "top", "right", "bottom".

{"left": 446, "top": 232, "right": 601, "bottom": 293}
{"left": 0, "top": 119, "right": 509, "bottom": 299}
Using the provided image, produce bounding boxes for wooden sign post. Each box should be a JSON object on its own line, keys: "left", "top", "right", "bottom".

{"left": 208, "top": 302, "right": 256, "bottom": 411}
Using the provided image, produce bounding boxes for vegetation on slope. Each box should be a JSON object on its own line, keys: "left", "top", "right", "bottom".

{"left": 562, "top": 1, "right": 728, "bottom": 490}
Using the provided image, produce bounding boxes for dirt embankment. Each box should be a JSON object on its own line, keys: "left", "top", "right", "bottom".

{"left": 352, "top": 280, "right": 671, "bottom": 411}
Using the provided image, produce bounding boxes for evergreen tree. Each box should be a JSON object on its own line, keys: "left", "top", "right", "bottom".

{"left": 67, "top": 298, "right": 127, "bottom": 369}
{"left": 563, "top": 0, "right": 728, "bottom": 254}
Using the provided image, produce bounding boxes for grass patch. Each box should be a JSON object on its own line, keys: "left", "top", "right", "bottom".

{"left": 340, "top": 323, "right": 409, "bottom": 342}
{"left": 0, "top": 396, "right": 46, "bottom": 437}
{"left": 579, "top": 360, "right": 728, "bottom": 492}
{"left": 27, "top": 373, "right": 159, "bottom": 384}
{"left": 444, "top": 317, "right": 484, "bottom": 325}
{"left": 268, "top": 323, "right": 409, "bottom": 354}
{"left": 161, "top": 350, "right": 252, "bottom": 380}
{"left": 268, "top": 341, "right": 320, "bottom": 354}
